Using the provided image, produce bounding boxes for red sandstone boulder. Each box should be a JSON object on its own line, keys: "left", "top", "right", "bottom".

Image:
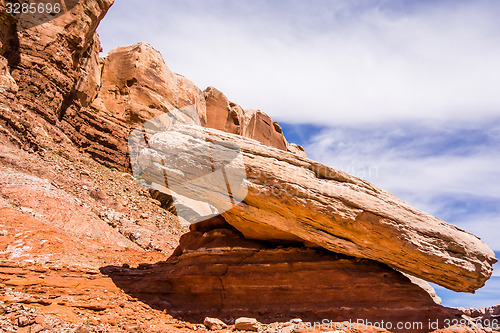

{"left": 141, "top": 125, "right": 497, "bottom": 293}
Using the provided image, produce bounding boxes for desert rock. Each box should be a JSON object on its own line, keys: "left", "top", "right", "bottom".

{"left": 95, "top": 42, "right": 206, "bottom": 124}
{"left": 204, "top": 86, "right": 244, "bottom": 135}
{"left": 0, "top": 0, "right": 497, "bottom": 331}
{"left": 204, "top": 86, "right": 306, "bottom": 156}
{"left": 141, "top": 125, "right": 497, "bottom": 292}
{"left": 102, "top": 225, "right": 462, "bottom": 333}
{"left": 242, "top": 109, "right": 288, "bottom": 150}
{"left": 235, "top": 317, "right": 260, "bottom": 331}
{"left": 204, "top": 317, "right": 227, "bottom": 330}
{"left": 0, "top": 0, "right": 114, "bottom": 150}
{"left": 287, "top": 142, "right": 307, "bottom": 158}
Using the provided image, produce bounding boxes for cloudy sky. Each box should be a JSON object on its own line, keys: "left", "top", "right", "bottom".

{"left": 97, "top": 0, "right": 500, "bottom": 308}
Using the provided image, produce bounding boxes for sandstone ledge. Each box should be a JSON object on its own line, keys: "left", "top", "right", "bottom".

{"left": 141, "top": 125, "right": 497, "bottom": 292}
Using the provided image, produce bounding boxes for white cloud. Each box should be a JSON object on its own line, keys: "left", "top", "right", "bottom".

{"left": 98, "top": 0, "right": 500, "bottom": 126}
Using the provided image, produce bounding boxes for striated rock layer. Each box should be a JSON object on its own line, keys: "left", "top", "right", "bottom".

{"left": 65, "top": 41, "right": 209, "bottom": 169}
{"left": 102, "top": 223, "right": 462, "bottom": 333}
{"left": 204, "top": 85, "right": 304, "bottom": 156}
{"left": 141, "top": 125, "right": 497, "bottom": 293}
{"left": 0, "top": 0, "right": 114, "bottom": 151}
{"left": 1, "top": 16, "right": 305, "bottom": 169}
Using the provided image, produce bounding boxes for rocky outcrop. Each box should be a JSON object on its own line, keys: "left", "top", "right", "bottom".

{"left": 0, "top": 1, "right": 497, "bottom": 330}
{"left": 204, "top": 86, "right": 244, "bottom": 135}
{"left": 93, "top": 42, "right": 207, "bottom": 125}
{"left": 1, "top": 9, "right": 305, "bottom": 168}
{"left": 0, "top": 0, "right": 114, "bottom": 150}
{"left": 65, "top": 42, "right": 209, "bottom": 168}
{"left": 140, "top": 125, "right": 497, "bottom": 293}
{"left": 67, "top": 41, "right": 305, "bottom": 168}
{"left": 204, "top": 86, "right": 298, "bottom": 153}
{"left": 461, "top": 304, "right": 500, "bottom": 322}
{"left": 242, "top": 109, "right": 288, "bottom": 150}
{"left": 102, "top": 224, "right": 462, "bottom": 333}
{"left": 287, "top": 142, "right": 307, "bottom": 158}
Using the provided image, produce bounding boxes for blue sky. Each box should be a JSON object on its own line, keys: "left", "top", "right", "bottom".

{"left": 97, "top": 0, "right": 500, "bottom": 308}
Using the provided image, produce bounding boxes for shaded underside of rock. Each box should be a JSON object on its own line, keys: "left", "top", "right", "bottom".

{"left": 141, "top": 125, "right": 497, "bottom": 292}
{"left": 102, "top": 226, "right": 462, "bottom": 333}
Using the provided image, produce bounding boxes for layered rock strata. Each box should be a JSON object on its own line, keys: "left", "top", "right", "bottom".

{"left": 0, "top": 1, "right": 497, "bottom": 330}
{"left": 0, "top": 0, "right": 114, "bottom": 152}
{"left": 140, "top": 125, "right": 497, "bottom": 293}
{"left": 1, "top": 11, "right": 304, "bottom": 168}
{"left": 102, "top": 222, "right": 462, "bottom": 333}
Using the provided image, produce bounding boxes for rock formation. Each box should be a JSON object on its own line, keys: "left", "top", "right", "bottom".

{"left": 0, "top": 0, "right": 498, "bottom": 332}
{"left": 139, "top": 125, "right": 497, "bottom": 293}
{"left": 102, "top": 221, "right": 462, "bottom": 333}
{"left": 1, "top": 0, "right": 304, "bottom": 169}
{"left": 204, "top": 85, "right": 305, "bottom": 155}
{"left": 0, "top": 0, "right": 114, "bottom": 151}
{"left": 204, "top": 86, "right": 244, "bottom": 135}
{"left": 74, "top": 40, "right": 305, "bottom": 168}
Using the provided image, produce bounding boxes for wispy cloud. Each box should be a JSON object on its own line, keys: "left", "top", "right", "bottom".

{"left": 98, "top": 0, "right": 500, "bottom": 126}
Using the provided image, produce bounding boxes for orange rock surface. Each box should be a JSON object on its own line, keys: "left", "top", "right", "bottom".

{"left": 0, "top": 0, "right": 498, "bottom": 332}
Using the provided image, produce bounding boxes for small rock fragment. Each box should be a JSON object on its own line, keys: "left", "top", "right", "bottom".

{"left": 235, "top": 317, "right": 260, "bottom": 331}
{"left": 18, "top": 315, "right": 34, "bottom": 327}
{"left": 204, "top": 317, "right": 227, "bottom": 330}
{"left": 30, "top": 324, "right": 44, "bottom": 333}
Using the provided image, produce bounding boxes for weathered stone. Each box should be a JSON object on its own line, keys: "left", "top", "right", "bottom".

{"left": 0, "top": 56, "right": 17, "bottom": 96}
{"left": 102, "top": 225, "right": 462, "bottom": 333}
{"left": 142, "top": 125, "right": 497, "bottom": 292}
{"left": 404, "top": 274, "right": 442, "bottom": 305}
{"left": 75, "top": 33, "right": 103, "bottom": 108}
{"left": 287, "top": 142, "right": 307, "bottom": 158}
{"left": 242, "top": 109, "right": 287, "bottom": 151}
{"left": 95, "top": 42, "right": 206, "bottom": 125}
{"left": 235, "top": 317, "right": 260, "bottom": 331}
{"left": 204, "top": 86, "right": 299, "bottom": 154}
{"left": 204, "top": 86, "right": 243, "bottom": 135}
{"left": 204, "top": 317, "right": 227, "bottom": 330}
{"left": 18, "top": 316, "right": 34, "bottom": 327}
{"left": 0, "top": 0, "right": 115, "bottom": 152}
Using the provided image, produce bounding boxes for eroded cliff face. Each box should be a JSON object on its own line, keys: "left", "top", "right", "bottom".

{"left": 69, "top": 41, "right": 306, "bottom": 168}
{"left": 204, "top": 85, "right": 304, "bottom": 155}
{"left": 0, "top": 0, "right": 114, "bottom": 151}
{"left": 0, "top": 2, "right": 498, "bottom": 333}
{"left": 1, "top": 9, "right": 306, "bottom": 170}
